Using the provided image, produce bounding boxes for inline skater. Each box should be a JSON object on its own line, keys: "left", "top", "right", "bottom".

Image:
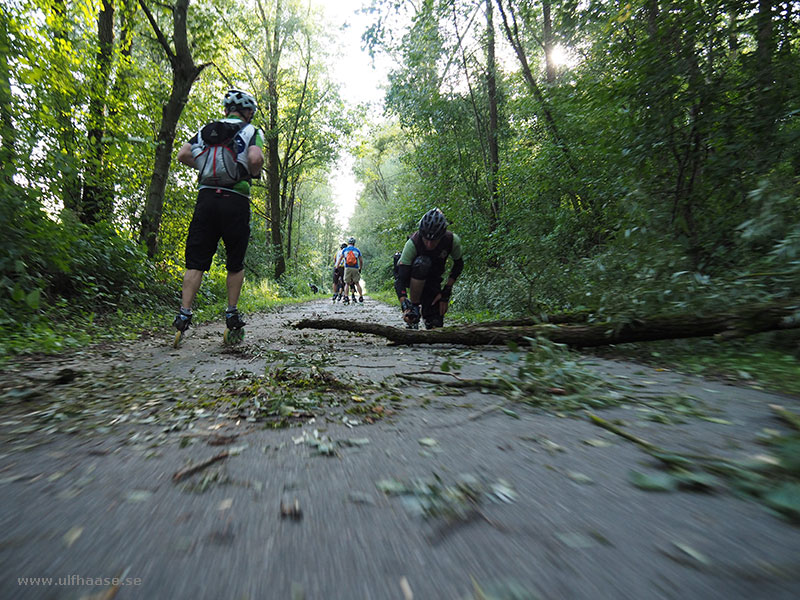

{"left": 394, "top": 208, "right": 463, "bottom": 329}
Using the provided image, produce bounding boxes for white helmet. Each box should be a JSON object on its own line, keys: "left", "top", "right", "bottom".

{"left": 223, "top": 89, "right": 258, "bottom": 114}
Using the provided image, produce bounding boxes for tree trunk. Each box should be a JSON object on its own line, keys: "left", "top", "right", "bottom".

{"left": 81, "top": 0, "right": 114, "bottom": 224}
{"left": 754, "top": 0, "right": 776, "bottom": 167}
{"left": 138, "top": 0, "right": 207, "bottom": 257}
{"left": 294, "top": 199, "right": 301, "bottom": 261}
{"left": 49, "top": 0, "right": 82, "bottom": 214}
{"left": 263, "top": 0, "right": 286, "bottom": 279}
{"left": 485, "top": 0, "right": 500, "bottom": 226}
{"left": 104, "top": 0, "right": 137, "bottom": 212}
{"left": 0, "top": 6, "right": 16, "bottom": 183}
{"left": 286, "top": 180, "right": 295, "bottom": 263}
{"left": 542, "top": 0, "right": 556, "bottom": 84}
{"left": 494, "top": 0, "right": 586, "bottom": 213}
{"left": 295, "top": 301, "right": 800, "bottom": 347}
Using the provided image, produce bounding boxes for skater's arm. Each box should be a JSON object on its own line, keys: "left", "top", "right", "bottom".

{"left": 445, "top": 234, "right": 464, "bottom": 286}
{"left": 395, "top": 238, "right": 417, "bottom": 301}
{"left": 247, "top": 145, "right": 264, "bottom": 178}
{"left": 177, "top": 142, "right": 196, "bottom": 169}
{"left": 394, "top": 263, "right": 411, "bottom": 299}
{"left": 433, "top": 235, "right": 463, "bottom": 316}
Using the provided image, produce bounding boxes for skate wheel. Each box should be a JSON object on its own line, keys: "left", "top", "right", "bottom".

{"left": 224, "top": 328, "right": 244, "bottom": 345}
{"left": 173, "top": 330, "right": 183, "bottom": 349}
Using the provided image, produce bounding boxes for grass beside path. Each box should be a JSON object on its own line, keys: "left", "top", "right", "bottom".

{"left": 590, "top": 336, "right": 800, "bottom": 397}
{"left": 0, "top": 277, "right": 319, "bottom": 365}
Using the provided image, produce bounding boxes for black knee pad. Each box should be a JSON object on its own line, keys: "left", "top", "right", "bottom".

{"left": 411, "top": 255, "right": 432, "bottom": 279}
{"left": 424, "top": 315, "right": 444, "bottom": 329}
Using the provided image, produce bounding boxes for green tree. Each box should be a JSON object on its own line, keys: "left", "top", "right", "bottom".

{"left": 138, "top": 0, "right": 210, "bottom": 257}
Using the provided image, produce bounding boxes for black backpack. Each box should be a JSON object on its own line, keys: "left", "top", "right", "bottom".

{"left": 392, "top": 252, "right": 401, "bottom": 278}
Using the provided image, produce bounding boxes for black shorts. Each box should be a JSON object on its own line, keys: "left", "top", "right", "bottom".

{"left": 185, "top": 188, "right": 250, "bottom": 272}
{"left": 332, "top": 267, "right": 344, "bottom": 283}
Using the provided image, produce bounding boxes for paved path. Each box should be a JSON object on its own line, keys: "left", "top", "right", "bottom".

{"left": 1, "top": 298, "right": 799, "bottom": 599}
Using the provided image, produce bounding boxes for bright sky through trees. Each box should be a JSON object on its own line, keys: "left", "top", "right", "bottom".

{"left": 313, "top": 0, "right": 391, "bottom": 227}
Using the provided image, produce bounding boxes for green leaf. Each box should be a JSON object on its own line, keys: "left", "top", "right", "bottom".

{"left": 567, "top": 471, "right": 594, "bottom": 484}
{"left": 25, "top": 289, "right": 41, "bottom": 310}
{"left": 556, "top": 532, "right": 597, "bottom": 549}
{"left": 698, "top": 416, "right": 734, "bottom": 425}
{"left": 629, "top": 470, "right": 677, "bottom": 491}
{"left": 672, "top": 470, "right": 718, "bottom": 491}
{"left": 583, "top": 438, "right": 612, "bottom": 447}
{"left": 764, "top": 483, "right": 800, "bottom": 522}
{"left": 669, "top": 542, "right": 712, "bottom": 567}
{"left": 376, "top": 479, "right": 407, "bottom": 495}
{"left": 648, "top": 451, "right": 693, "bottom": 468}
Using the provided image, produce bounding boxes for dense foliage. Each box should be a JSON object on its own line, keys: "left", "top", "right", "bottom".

{"left": 0, "top": 0, "right": 352, "bottom": 357}
{"left": 1, "top": 0, "right": 798, "bottom": 361}
{"left": 354, "top": 0, "right": 800, "bottom": 323}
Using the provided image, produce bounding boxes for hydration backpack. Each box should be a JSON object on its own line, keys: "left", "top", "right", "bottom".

{"left": 345, "top": 249, "right": 359, "bottom": 267}
{"left": 194, "top": 120, "right": 251, "bottom": 187}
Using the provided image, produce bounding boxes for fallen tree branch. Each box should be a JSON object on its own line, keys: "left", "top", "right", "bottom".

{"left": 294, "top": 300, "right": 799, "bottom": 347}
{"left": 458, "top": 310, "right": 591, "bottom": 327}
{"left": 172, "top": 450, "right": 229, "bottom": 483}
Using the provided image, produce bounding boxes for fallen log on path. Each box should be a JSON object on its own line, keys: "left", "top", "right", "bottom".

{"left": 294, "top": 301, "right": 799, "bottom": 347}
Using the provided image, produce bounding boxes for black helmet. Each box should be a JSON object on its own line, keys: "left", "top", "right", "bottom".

{"left": 340, "top": 243, "right": 347, "bottom": 249}
{"left": 348, "top": 237, "right": 356, "bottom": 245}
{"left": 418, "top": 208, "right": 448, "bottom": 240}
{"left": 223, "top": 89, "right": 258, "bottom": 114}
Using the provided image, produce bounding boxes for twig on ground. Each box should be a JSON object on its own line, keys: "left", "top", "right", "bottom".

{"left": 433, "top": 402, "right": 507, "bottom": 429}
{"left": 396, "top": 373, "right": 506, "bottom": 390}
{"left": 587, "top": 412, "right": 739, "bottom": 467}
{"left": 172, "top": 451, "right": 229, "bottom": 483}
{"left": 404, "top": 370, "right": 467, "bottom": 379}
{"left": 428, "top": 505, "right": 508, "bottom": 545}
{"left": 587, "top": 413, "right": 660, "bottom": 452}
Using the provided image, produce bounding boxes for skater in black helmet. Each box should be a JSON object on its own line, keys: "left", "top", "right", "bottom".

{"left": 394, "top": 208, "right": 463, "bottom": 329}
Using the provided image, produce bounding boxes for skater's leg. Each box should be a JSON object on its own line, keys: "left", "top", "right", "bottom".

{"left": 408, "top": 276, "right": 425, "bottom": 305}
{"left": 181, "top": 269, "right": 204, "bottom": 311}
{"left": 226, "top": 269, "right": 245, "bottom": 308}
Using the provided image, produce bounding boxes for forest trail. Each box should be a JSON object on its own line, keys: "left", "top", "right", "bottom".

{"left": 1, "top": 298, "right": 799, "bottom": 600}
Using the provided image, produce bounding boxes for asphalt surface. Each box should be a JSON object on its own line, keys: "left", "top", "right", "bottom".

{"left": 1, "top": 297, "right": 799, "bottom": 600}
